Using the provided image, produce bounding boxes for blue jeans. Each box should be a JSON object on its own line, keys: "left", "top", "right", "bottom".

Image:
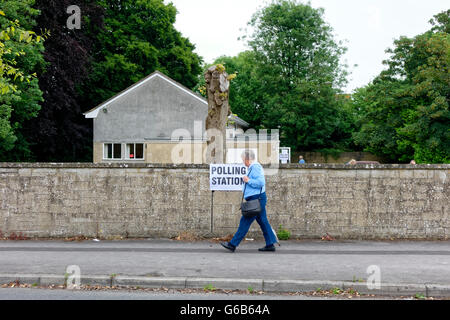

{"left": 230, "top": 192, "right": 277, "bottom": 248}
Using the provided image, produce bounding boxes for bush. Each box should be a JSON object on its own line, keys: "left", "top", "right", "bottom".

{"left": 277, "top": 225, "right": 291, "bottom": 240}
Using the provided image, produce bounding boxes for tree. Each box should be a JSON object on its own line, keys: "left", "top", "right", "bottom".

{"left": 195, "top": 52, "right": 264, "bottom": 128}
{"left": 19, "top": 0, "right": 201, "bottom": 162}
{"left": 19, "top": 0, "right": 104, "bottom": 162}
{"left": 247, "top": 0, "right": 347, "bottom": 89}
{"left": 351, "top": 80, "right": 415, "bottom": 163}
{"left": 81, "top": 0, "right": 203, "bottom": 108}
{"left": 211, "top": 0, "right": 349, "bottom": 153}
{"left": 0, "top": 1, "right": 46, "bottom": 161}
{"left": 353, "top": 10, "right": 449, "bottom": 163}
{"left": 397, "top": 32, "right": 449, "bottom": 163}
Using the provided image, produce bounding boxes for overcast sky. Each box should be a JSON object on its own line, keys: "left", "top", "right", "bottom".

{"left": 166, "top": 0, "right": 448, "bottom": 92}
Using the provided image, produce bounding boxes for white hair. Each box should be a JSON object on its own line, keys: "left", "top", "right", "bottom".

{"left": 241, "top": 149, "right": 256, "bottom": 160}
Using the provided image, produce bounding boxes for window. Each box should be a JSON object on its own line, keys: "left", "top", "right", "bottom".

{"left": 103, "top": 143, "right": 122, "bottom": 160}
{"left": 126, "top": 143, "right": 144, "bottom": 160}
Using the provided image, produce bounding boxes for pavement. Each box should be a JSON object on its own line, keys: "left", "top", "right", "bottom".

{"left": 1, "top": 239, "right": 450, "bottom": 298}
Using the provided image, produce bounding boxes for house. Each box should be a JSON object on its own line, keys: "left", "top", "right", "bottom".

{"left": 83, "top": 71, "right": 279, "bottom": 164}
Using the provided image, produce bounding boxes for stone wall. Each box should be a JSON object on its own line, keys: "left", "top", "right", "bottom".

{"left": 293, "top": 151, "right": 383, "bottom": 164}
{"left": 0, "top": 163, "right": 448, "bottom": 240}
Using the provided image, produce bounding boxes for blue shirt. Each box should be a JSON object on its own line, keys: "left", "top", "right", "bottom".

{"left": 299, "top": 159, "right": 306, "bottom": 164}
{"left": 243, "top": 162, "right": 265, "bottom": 199}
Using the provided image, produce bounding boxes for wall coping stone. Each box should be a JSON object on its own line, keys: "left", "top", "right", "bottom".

{"left": 0, "top": 162, "right": 449, "bottom": 170}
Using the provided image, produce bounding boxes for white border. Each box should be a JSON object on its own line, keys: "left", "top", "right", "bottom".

{"left": 124, "top": 143, "right": 145, "bottom": 161}
{"left": 103, "top": 143, "right": 123, "bottom": 160}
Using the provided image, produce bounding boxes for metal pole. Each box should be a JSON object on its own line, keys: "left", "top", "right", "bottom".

{"left": 211, "top": 191, "right": 214, "bottom": 233}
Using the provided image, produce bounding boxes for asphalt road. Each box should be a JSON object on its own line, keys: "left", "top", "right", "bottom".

{"left": 1, "top": 239, "right": 449, "bottom": 285}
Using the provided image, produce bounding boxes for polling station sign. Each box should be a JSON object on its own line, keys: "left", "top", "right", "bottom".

{"left": 210, "top": 164, "right": 248, "bottom": 191}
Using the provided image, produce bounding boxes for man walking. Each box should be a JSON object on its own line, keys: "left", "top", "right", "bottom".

{"left": 221, "top": 150, "right": 278, "bottom": 252}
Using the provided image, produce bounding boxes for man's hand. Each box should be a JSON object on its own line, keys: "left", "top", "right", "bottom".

{"left": 243, "top": 176, "right": 250, "bottom": 183}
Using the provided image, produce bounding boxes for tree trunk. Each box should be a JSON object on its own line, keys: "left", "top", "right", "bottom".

{"left": 204, "top": 65, "right": 230, "bottom": 164}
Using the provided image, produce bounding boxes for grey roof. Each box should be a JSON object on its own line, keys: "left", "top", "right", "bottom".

{"left": 83, "top": 70, "right": 250, "bottom": 128}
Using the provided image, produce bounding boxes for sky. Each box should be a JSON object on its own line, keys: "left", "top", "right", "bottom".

{"left": 165, "top": 0, "right": 449, "bottom": 92}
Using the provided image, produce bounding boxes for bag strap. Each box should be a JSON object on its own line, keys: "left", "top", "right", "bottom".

{"left": 241, "top": 167, "right": 263, "bottom": 203}
{"left": 241, "top": 168, "right": 252, "bottom": 204}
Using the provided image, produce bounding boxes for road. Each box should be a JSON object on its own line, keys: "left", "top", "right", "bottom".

{"left": 0, "top": 239, "right": 449, "bottom": 285}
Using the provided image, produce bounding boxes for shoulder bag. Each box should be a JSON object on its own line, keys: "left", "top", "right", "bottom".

{"left": 240, "top": 168, "right": 263, "bottom": 218}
